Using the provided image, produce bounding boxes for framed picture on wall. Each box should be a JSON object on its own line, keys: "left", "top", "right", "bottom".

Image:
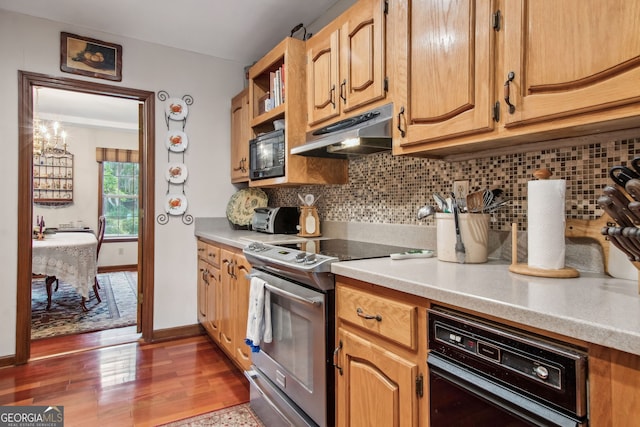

{"left": 60, "top": 32, "right": 122, "bottom": 81}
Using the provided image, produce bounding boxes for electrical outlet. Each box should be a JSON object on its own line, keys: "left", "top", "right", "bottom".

{"left": 453, "top": 180, "right": 469, "bottom": 202}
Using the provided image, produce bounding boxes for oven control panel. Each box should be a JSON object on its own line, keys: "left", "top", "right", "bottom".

{"left": 244, "top": 242, "right": 337, "bottom": 272}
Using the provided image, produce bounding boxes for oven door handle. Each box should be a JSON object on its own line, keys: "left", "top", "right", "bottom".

{"left": 263, "top": 282, "right": 323, "bottom": 307}
{"left": 427, "top": 353, "right": 584, "bottom": 427}
{"left": 248, "top": 273, "right": 323, "bottom": 307}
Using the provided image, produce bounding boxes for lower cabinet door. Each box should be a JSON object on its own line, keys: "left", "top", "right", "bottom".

{"left": 337, "top": 328, "right": 418, "bottom": 427}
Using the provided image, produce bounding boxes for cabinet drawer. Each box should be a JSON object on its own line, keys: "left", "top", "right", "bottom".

{"left": 337, "top": 285, "right": 417, "bottom": 350}
{"left": 197, "top": 240, "right": 220, "bottom": 267}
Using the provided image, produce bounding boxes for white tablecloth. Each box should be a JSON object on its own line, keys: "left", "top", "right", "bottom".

{"left": 32, "top": 232, "right": 98, "bottom": 298}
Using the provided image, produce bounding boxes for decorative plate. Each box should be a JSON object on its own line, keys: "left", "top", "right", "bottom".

{"left": 226, "top": 188, "right": 268, "bottom": 226}
{"left": 165, "top": 130, "right": 189, "bottom": 152}
{"left": 165, "top": 194, "right": 188, "bottom": 215}
{"left": 165, "top": 98, "right": 189, "bottom": 121}
{"left": 165, "top": 163, "right": 188, "bottom": 184}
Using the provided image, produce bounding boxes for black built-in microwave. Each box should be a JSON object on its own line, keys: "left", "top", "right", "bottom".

{"left": 249, "top": 129, "right": 285, "bottom": 180}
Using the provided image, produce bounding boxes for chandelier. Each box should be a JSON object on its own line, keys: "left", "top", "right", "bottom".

{"left": 33, "top": 88, "right": 69, "bottom": 156}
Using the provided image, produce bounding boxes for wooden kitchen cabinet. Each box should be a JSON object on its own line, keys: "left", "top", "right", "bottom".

{"left": 588, "top": 344, "right": 640, "bottom": 426}
{"left": 307, "top": 0, "right": 388, "bottom": 128}
{"left": 197, "top": 239, "right": 251, "bottom": 371}
{"left": 220, "top": 248, "right": 253, "bottom": 371}
{"left": 335, "top": 278, "right": 428, "bottom": 427}
{"left": 501, "top": 0, "right": 640, "bottom": 128}
{"left": 248, "top": 37, "right": 348, "bottom": 186}
{"left": 197, "top": 240, "right": 221, "bottom": 341}
{"left": 392, "top": 0, "right": 497, "bottom": 151}
{"left": 391, "top": 0, "right": 640, "bottom": 159}
{"left": 230, "top": 88, "right": 250, "bottom": 183}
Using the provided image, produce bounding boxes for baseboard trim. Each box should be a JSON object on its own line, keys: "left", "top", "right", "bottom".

{"left": 98, "top": 264, "right": 138, "bottom": 273}
{"left": 0, "top": 354, "right": 16, "bottom": 368}
{"left": 151, "top": 324, "right": 204, "bottom": 342}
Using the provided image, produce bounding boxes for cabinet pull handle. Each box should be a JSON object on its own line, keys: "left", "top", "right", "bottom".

{"left": 233, "top": 158, "right": 247, "bottom": 173}
{"left": 397, "top": 106, "right": 406, "bottom": 137}
{"left": 504, "top": 71, "right": 516, "bottom": 114}
{"left": 333, "top": 340, "right": 343, "bottom": 375}
{"left": 356, "top": 307, "right": 382, "bottom": 322}
{"left": 330, "top": 84, "right": 336, "bottom": 108}
{"left": 340, "top": 79, "right": 347, "bottom": 104}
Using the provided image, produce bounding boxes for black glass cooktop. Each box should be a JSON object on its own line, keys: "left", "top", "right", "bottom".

{"left": 278, "top": 239, "right": 416, "bottom": 261}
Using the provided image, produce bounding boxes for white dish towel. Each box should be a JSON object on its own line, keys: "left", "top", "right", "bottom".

{"left": 245, "top": 276, "right": 272, "bottom": 352}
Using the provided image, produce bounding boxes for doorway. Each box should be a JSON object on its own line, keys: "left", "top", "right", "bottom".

{"left": 16, "top": 71, "right": 155, "bottom": 364}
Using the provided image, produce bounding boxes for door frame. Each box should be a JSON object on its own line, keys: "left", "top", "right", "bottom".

{"left": 16, "top": 70, "right": 155, "bottom": 363}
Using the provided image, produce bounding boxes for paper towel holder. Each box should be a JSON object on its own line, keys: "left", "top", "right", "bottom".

{"left": 509, "top": 222, "right": 579, "bottom": 278}
{"left": 509, "top": 169, "right": 579, "bottom": 277}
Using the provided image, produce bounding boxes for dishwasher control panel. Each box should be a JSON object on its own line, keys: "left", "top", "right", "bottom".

{"left": 428, "top": 306, "right": 588, "bottom": 418}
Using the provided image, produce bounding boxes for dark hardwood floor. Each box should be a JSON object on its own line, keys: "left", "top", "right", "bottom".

{"left": 1, "top": 330, "right": 249, "bottom": 426}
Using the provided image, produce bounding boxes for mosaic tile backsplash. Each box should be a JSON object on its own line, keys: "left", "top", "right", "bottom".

{"left": 265, "top": 134, "right": 640, "bottom": 231}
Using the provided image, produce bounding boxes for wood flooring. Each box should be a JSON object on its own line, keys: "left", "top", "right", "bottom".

{"left": 0, "top": 331, "right": 249, "bottom": 426}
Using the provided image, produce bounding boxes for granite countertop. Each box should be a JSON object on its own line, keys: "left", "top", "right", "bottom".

{"left": 195, "top": 217, "right": 640, "bottom": 356}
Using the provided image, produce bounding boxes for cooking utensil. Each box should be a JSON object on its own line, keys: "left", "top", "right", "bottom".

{"left": 451, "top": 193, "right": 466, "bottom": 263}
{"left": 417, "top": 205, "right": 436, "bottom": 220}
{"left": 632, "top": 157, "right": 640, "bottom": 174}
{"left": 298, "top": 193, "right": 307, "bottom": 206}
{"left": 597, "top": 195, "right": 633, "bottom": 227}
{"left": 610, "top": 165, "right": 640, "bottom": 188}
{"left": 603, "top": 186, "right": 640, "bottom": 225}
{"left": 466, "top": 190, "right": 485, "bottom": 213}
{"left": 482, "top": 189, "right": 493, "bottom": 212}
{"left": 433, "top": 192, "right": 448, "bottom": 212}
{"left": 304, "top": 194, "right": 315, "bottom": 206}
{"left": 625, "top": 179, "right": 640, "bottom": 201}
{"left": 601, "top": 226, "right": 637, "bottom": 261}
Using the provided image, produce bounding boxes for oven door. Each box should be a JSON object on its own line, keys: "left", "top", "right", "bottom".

{"left": 427, "top": 353, "right": 586, "bottom": 427}
{"left": 249, "top": 269, "right": 328, "bottom": 427}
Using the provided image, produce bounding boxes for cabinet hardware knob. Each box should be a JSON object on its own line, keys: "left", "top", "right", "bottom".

{"left": 330, "top": 84, "right": 336, "bottom": 108}
{"left": 340, "top": 79, "right": 347, "bottom": 104}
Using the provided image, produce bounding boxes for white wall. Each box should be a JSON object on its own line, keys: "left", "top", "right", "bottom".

{"left": 0, "top": 9, "right": 245, "bottom": 357}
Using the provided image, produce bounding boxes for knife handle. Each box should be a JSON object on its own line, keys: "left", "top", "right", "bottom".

{"left": 597, "top": 195, "right": 633, "bottom": 228}
{"left": 603, "top": 186, "right": 640, "bottom": 225}
{"left": 626, "top": 179, "right": 640, "bottom": 201}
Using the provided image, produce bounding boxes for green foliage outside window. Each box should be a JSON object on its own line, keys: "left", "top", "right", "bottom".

{"left": 102, "top": 161, "right": 139, "bottom": 237}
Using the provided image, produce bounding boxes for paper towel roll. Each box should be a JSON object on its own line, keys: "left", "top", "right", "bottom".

{"left": 528, "top": 179, "right": 566, "bottom": 270}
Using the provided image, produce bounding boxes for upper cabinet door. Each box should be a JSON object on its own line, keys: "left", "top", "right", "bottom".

{"left": 340, "top": 0, "right": 387, "bottom": 114}
{"left": 307, "top": 29, "right": 340, "bottom": 127}
{"left": 503, "top": 0, "right": 640, "bottom": 127}
{"left": 230, "top": 88, "right": 250, "bottom": 183}
{"left": 397, "top": 0, "right": 496, "bottom": 147}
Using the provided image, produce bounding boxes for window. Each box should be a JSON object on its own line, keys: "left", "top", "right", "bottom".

{"left": 96, "top": 148, "right": 139, "bottom": 240}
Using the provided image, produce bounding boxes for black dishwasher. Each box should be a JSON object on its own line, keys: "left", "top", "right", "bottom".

{"left": 427, "top": 306, "right": 588, "bottom": 426}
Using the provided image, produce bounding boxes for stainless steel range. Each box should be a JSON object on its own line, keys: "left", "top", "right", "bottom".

{"left": 243, "top": 239, "right": 415, "bottom": 427}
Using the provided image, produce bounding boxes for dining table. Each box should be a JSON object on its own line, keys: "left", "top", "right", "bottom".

{"left": 32, "top": 231, "right": 98, "bottom": 312}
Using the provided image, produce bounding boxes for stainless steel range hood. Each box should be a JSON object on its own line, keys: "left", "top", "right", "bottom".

{"left": 291, "top": 103, "right": 393, "bottom": 158}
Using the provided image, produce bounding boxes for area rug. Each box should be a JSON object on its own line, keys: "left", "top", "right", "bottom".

{"left": 159, "top": 403, "right": 264, "bottom": 427}
{"left": 31, "top": 271, "right": 137, "bottom": 340}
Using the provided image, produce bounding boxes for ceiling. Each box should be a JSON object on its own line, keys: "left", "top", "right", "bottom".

{"left": 0, "top": 0, "right": 340, "bottom": 64}
{"left": 5, "top": 0, "right": 343, "bottom": 128}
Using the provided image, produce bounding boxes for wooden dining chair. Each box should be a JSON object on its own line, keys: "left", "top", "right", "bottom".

{"left": 93, "top": 215, "right": 106, "bottom": 301}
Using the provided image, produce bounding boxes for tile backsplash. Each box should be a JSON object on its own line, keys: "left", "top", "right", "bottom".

{"left": 265, "top": 133, "right": 640, "bottom": 231}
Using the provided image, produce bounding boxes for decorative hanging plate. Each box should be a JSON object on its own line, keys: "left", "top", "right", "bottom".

{"left": 165, "top": 194, "right": 188, "bottom": 215}
{"left": 165, "top": 98, "right": 189, "bottom": 121}
{"left": 165, "top": 130, "right": 189, "bottom": 152}
{"left": 165, "top": 163, "right": 188, "bottom": 184}
{"left": 226, "top": 188, "right": 268, "bottom": 226}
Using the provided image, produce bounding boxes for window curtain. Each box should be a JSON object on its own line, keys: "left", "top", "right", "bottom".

{"left": 95, "top": 148, "right": 139, "bottom": 163}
